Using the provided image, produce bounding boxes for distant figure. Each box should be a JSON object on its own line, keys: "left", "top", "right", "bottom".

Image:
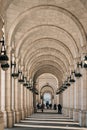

{"left": 54, "top": 104, "right": 57, "bottom": 110}
{"left": 46, "top": 101, "right": 49, "bottom": 109}
{"left": 49, "top": 104, "right": 52, "bottom": 109}
{"left": 41, "top": 104, "right": 44, "bottom": 112}
{"left": 58, "top": 104, "right": 62, "bottom": 114}
{"left": 37, "top": 103, "right": 40, "bottom": 109}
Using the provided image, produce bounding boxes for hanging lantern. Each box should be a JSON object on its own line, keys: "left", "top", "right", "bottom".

{"left": 69, "top": 72, "right": 75, "bottom": 83}
{"left": 74, "top": 63, "right": 82, "bottom": 78}
{"left": 1, "top": 62, "right": 9, "bottom": 71}
{"left": 65, "top": 78, "right": 71, "bottom": 86}
{"left": 74, "top": 71, "right": 82, "bottom": 78}
{"left": 11, "top": 73, "right": 19, "bottom": 79}
{"left": 18, "top": 72, "right": 24, "bottom": 84}
{"left": 0, "top": 54, "right": 9, "bottom": 64}
{"left": 11, "top": 61, "right": 19, "bottom": 79}
{"left": 0, "top": 39, "right": 9, "bottom": 64}
{"left": 83, "top": 56, "right": 87, "bottom": 68}
{"left": 23, "top": 77, "right": 28, "bottom": 87}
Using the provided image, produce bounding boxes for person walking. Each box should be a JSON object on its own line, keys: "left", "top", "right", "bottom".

{"left": 41, "top": 103, "right": 44, "bottom": 112}
{"left": 58, "top": 104, "right": 62, "bottom": 114}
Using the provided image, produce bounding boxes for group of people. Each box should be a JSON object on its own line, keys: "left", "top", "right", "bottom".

{"left": 53, "top": 104, "right": 62, "bottom": 114}
{"left": 37, "top": 102, "right": 62, "bottom": 114}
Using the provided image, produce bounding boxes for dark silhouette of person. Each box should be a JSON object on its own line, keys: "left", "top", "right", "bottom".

{"left": 46, "top": 101, "right": 49, "bottom": 109}
{"left": 41, "top": 103, "right": 44, "bottom": 112}
{"left": 37, "top": 103, "right": 40, "bottom": 109}
{"left": 58, "top": 104, "right": 62, "bottom": 114}
{"left": 49, "top": 104, "right": 52, "bottom": 109}
{"left": 54, "top": 104, "right": 57, "bottom": 110}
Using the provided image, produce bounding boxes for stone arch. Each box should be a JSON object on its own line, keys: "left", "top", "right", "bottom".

{"left": 16, "top": 25, "right": 79, "bottom": 58}
{"left": 8, "top": 5, "right": 86, "bottom": 49}
{"left": 31, "top": 65, "right": 63, "bottom": 85}
{"left": 24, "top": 47, "right": 70, "bottom": 67}
{"left": 28, "top": 56, "right": 67, "bottom": 76}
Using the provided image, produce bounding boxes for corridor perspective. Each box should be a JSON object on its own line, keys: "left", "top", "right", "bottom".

{"left": 0, "top": 0, "right": 87, "bottom": 130}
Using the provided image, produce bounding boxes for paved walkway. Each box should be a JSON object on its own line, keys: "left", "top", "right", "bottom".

{"left": 5, "top": 109, "right": 87, "bottom": 130}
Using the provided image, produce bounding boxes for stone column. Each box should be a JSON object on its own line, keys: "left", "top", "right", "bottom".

{"left": 79, "top": 68, "right": 87, "bottom": 126}
{"left": 0, "top": 67, "right": 4, "bottom": 130}
{"left": 73, "top": 77, "right": 81, "bottom": 122}
{"left": 14, "top": 78, "right": 20, "bottom": 123}
{"left": 20, "top": 84, "right": 24, "bottom": 119}
{"left": 33, "top": 93, "right": 37, "bottom": 113}
{"left": 23, "top": 86, "right": 27, "bottom": 117}
{"left": 69, "top": 83, "right": 74, "bottom": 118}
{"left": 26, "top": 88, "right": 29, "bottom": 116}
{"left": 28, "top": 90, "right": 31, "bottom": 116}
{"left": 5, "top": 46, "right": 14, "bottom": 128}
{"left": 64, "top": 88, "right": 70, "bottom": 117}
{"left": 63, "top": 90, "right": 67, "bottom": 116}
{"left": 18, "top": 83, "right": 21, "bottom": 120}
{"left": 30, "top": 91, "right": 33, "bottom": 115}
{"left": 33, "top": 82, "right": 37, "bottom": 113}
{"left": 73, "top": 58, "right": 81, "bottom": 122}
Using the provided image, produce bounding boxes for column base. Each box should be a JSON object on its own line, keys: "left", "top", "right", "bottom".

{"left": 24, "top": 108, "right": 27, "bottom": 118}
{"left": 34, "top": 107, "right": 37, "bottom": 113}
{"left": 79, "top": 110, "right": 86, "bottom": 127}
{"left": 7, "top": 111, "right": 14, "bottom": 128}
{"left": 30, "top": 107, "right": 33, "bottom": 115}
{"left": 69, "top": 109, "right": 73, "bottom": 119}
{"left": 27, "top": 108, "right": 31, "bottom": 116}
{"left": 73, "top": 109, "right": 79, "bottom": 122}
{"left": 15, "top": 111, "right": 20, "bottom": 123}
{"left": 63, "top": 108, "right": 69, "bottom": 117}
{"left": 4, "top": 111, "right": 7, "bottom": 128}
{"left": 0, "top": 111, "right": 4, "bottom": 130}
{"left": 21, "top": 110, "right": 25, "bottom": 120}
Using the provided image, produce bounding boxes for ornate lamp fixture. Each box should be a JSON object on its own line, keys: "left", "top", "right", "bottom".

{"left": 56, "top": 85, "right": 65, "bottom": 95}
{"left": 0, "top": 37, "right": 9, "bottom": 71}
{"left": 62, "top": 83, "right": 67, "bottom": 89}
{"left": 0, "top": 37, "right": 9, "bottom": 65}
{"left": 1, "top": 62, "right": 9, "bottom": 71}
{"left": 83, "top": 55, "right": 87, "bottom": 68}
{"left": 11, "top": 61, "right": 19, "bottom": 79}
{"left": 35, "top": 89, "right": 39, "bottom": 95}
{"left": 74, "top": 62, "right": 82, "bottom": 78}
{"left": 69, "top": 72, "right": 75, "bottom": 83}
{"left": 27, "top": 81, "right": 31, "bottom": 89}
{"left": 23, "top": 77, "right": 28, "bottom": 87}
{"left": 65, "top": 77, "right": 71, "bottom": 86}
{"left": 33, "top": 88, "right": 39, "bottom": 95}
{"left": 18, "top": 71, "right": 24, "bottom": 84}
